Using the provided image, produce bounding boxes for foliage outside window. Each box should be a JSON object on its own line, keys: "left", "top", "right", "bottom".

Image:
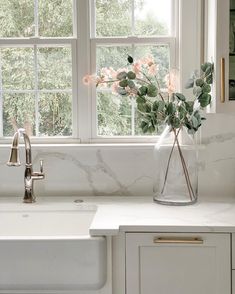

{"left": 0, "top": 0, "right": 175, "bottom": 141}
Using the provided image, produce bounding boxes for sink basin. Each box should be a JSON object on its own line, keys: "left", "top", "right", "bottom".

{"left": 0, "top": 201, "right": 107, "bottom": 292}
{"left": 0, "top": 210, "right": 95, "bottom": 238}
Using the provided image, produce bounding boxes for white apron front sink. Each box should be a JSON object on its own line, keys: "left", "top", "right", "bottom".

{"left": 0, "top": 201, "right": 106, "bottom": 292}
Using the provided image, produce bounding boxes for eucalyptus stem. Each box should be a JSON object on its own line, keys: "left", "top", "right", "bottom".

{"left": 160, "top": 128, "right": 180, "bottom": 194}
{"left": 160, "top": 128, "right": 196, "bottom": 202}
{"left": 173, "top": 128, "right": 196, "bottom": 201}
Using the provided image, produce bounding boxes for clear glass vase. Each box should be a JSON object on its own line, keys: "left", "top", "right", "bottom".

{"left": 153, "top": 126, "right": 198, "bottom": 205}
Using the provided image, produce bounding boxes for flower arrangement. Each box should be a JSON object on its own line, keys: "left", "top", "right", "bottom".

{"left": 88, "top": 55, "right": 213, "bottom": 136}
{"left": 84, "top": 55, "right": 213, "bottom": 205}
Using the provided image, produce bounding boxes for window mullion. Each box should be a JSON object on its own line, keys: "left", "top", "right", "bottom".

{"left": 131, "top": 0, "right": 135, "bottom": 36}
{"left": 33, "top": 45, "right": 39, "bottom": 136}
{"left": 76, "top": 0, "right": 92, "bottom": 142}
{"left": 90, "top": 0, "right": 96, "bottom": 38}
{"left": 34, "top": 0, "right": 39, "bottom": 37}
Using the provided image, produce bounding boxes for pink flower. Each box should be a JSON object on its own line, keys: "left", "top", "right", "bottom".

{"left": 148, "top": 63, "right": 158, "bottom": 76}
{"left": 82, "top": 74, "right": 95, "bottom": 85}
{"left": 110, "top": 67, "right": 117, "bottom": 79}
{"left": 132, "top": 61, "right": 142, "bottom": 74}
{"left": 111, "top": 81, "right": 119, "bottom": 93}
{"left": 165, "top": 69, "right": 179, "bottom": 94}
{"left": 100, "top": 67, "right": 112, "bottom": 79}
{"left": 125, "top": 86, "right": 138, "bottom": 96}
{"left": 141, "top": 55, "right": 154, "bottom": 66}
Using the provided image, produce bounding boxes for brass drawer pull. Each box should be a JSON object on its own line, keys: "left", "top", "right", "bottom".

{"left": 220, "top": 57, "right": 225, "bottom": 103}
{"left": 153, "top": 237, "right": 203, "bottom": 244}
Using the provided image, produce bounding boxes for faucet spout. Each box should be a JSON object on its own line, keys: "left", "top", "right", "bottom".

{"left": 7, "top": 128, "right": 45, "bottom": 203}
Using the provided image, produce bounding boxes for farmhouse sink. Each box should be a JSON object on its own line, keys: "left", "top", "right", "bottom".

{"left": 0, "top": 200, "right": 107, "bottom": 292}
{"left": 0, "top": 210, "right": 95, "bottom": 238}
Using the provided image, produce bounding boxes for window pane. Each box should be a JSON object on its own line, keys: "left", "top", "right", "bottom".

{"left": 135, "top": 45, "right": 170, "bottom": 88}
{"left": 134, "top": 0, "right": 172, "bottom": 36}
{"left": 97, "top": 45, "right": 131, "bottom": 71}
{"left": 1, "top": 48, "right": 34, "bottom": 90}
{"left": 39, "top": 0, "right": 73, "bottom": 37}
{"left": 96, "top": 45, "right": 132, "bottom": 135}
{"left": 39, "top": 93, "right": 72, "bottom": 136}
{"left": 96, "top": 44, "right": 170, "bottom": 136}
{"left": 95, "top": 0, "right": 172, "bottom": 37}
{"left": 96, "top": 0, "right": 132, "bottom": 37}
{"left": 38, "top": 46, "right": 72, "bottom": 90}
{"left": 97, "top": 92, "right": 131, "bottom": 136}
{"left": 3, "top": 93, "right": 35, "bottom": 136}
{"left": 0, "top": 0, "right": 34, "bottom": 37}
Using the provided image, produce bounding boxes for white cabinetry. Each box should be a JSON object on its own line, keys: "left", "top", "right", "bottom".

{"left": 205, "top": 0, "right": 235, "bottom": 112}
{"left": 232, "top": 233, "right": 235, "bottom": 294}
{"left": 126, "top": 233, "right": 230, "bottom": 294}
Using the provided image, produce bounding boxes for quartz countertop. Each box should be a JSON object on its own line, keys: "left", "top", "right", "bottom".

{"left": 88, "top": 196, "right": 235, "bottom": 235}
{"left": 1, "top": 196, "right": 235, "bottom": 236}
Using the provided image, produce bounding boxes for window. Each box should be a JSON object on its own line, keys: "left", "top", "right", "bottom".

{"left": 0, "top": 0, "right": 74, "bottom": 138}
{"left": 92, "top": 0, "right": 176, "bottom": 141}
{"left": 0, "top": 0, "right": 178, "bottom": 142}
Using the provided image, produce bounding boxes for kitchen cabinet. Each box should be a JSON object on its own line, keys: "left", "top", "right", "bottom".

{"left": 205, "top": 0, "right": 235, "bottom": 112}
{"left": 126, "top": 232, "right": 230, "bottom": 294}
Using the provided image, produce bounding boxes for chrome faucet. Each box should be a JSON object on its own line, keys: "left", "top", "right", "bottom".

{"left": 7, "top": 128, "right": 45, "bottom": 203}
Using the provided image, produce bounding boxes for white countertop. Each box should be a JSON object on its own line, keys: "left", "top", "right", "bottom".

{"left": 1, "top": 196, "right": 235, "bottom": 236}
{"left": 88, "top": 196, "right": 235, "bottom": 235}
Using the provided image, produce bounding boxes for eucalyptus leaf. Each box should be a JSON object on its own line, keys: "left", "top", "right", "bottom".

{"left": 201, "top": 62, "right": 211, "bottom": 72}
{"left": 191, "top": 115, "right": 199, "bottom": 129}
{"left": 136, "top": 96, "right": 146, "bottom": 104}
{"left": 127, "top": 55, "right": 134, "bottom": 64}
{"left": 147, "top": 84, "right": 158, "bottom": 97}
{"left": 127, "top": 80, "right": 135, "bottom": 88}
{"left": 202, "top": 84, "right": 211, "bottom": 93}
{"left": 195, "top": 78, "right": 204, "bottom": 87}
{"left": 193, "top": 86, "right": 202, "bottom": 97}
{"left": 152, "top": 101, "right": 159, "bottom": 111}
{"left": 127, "top": 71, "right": 136, "bottom": 79}
{"left": 158, "top": 101, "right": 165, "bottom": 112}
{"left": 145, "top": 102, "right": 152, "bottom": 113}
{"left": 119, "top": 79, "right": 128, "bottom": 87}
{"left": 116, "top": 71, "right": 127, "bottom": 80}
{"left": 170, "top": 117, "right": 181, "bottom": 129}
{"left": 138, "top": 86, "right": 148, "bottom": 96}
{"left": 167, "top": 102, "right": 176, "bottom": 115}
{"left": 140, "top": 121, "right": 149, "bottom": 133}
{"left": 174, "top": 92, "right": 186, "bottom": 101}
{"left": 206, "top": 75, "right": 213, "bottom": 84}
{"left": 185, "top": 101, "right": 194, "bottom": 114}
{"left": 117, "top": 87, "right": 127, "bottom": 96}
{"left": 198, "top": 93, "right": 211, "bottom": 107}
{"left": 137, "top": 103, "right": 146, "bottom": 112}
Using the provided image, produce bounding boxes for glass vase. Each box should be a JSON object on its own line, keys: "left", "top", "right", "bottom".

{"left": 153, "top": 126, "right": 198, "bottom": 205}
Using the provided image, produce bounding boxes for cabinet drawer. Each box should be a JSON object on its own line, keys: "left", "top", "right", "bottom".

{"left": 126, "top": 233, "right": 231, "bottom": 294}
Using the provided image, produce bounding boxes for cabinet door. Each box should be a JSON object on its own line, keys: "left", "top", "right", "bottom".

{"left": 205, "top": 0, "right": 235, "bottom": 112}
{"left": 126, "top": 233, "right": 230, "bottom": 294}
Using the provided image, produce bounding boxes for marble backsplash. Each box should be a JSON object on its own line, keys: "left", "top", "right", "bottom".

{"left": 0, "top": 113, "right": 235, "bottom": 199}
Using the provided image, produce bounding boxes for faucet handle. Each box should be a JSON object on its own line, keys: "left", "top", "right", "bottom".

{"left": 40, "top": 159, "right": 44, "bottom": 173}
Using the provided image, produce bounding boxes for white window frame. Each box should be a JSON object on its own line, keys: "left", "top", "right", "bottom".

{"left": 87, "top": 0, "right": 178, "bottom": 143}
{"left": 0, "top": 0, "right": 202, "bottom": 145}
{"left": 0, "top": 0, "right": 79, "bottom": 143}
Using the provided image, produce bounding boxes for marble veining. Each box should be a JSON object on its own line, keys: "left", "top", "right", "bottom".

{"left": 0, "top": 113, "right": 235, "bottom": 198}
{"left": 32, "top": 149, "right": 154, "bottom": 197}
{"left": 202, "top": 132, "right": 235, "bottom": 145}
